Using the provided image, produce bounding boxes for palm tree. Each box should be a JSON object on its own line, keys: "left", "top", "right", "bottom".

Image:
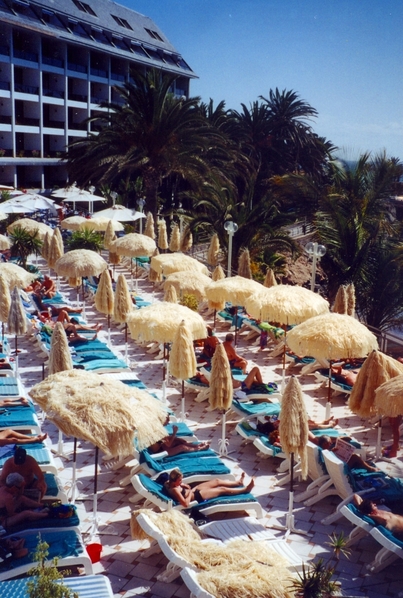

{"left": 9, "top": 227, "right": 42, "bottom": 268}
{"left": 67, "top": 229, "right": 103, "bottom": 253}
{"left": 66, "top": 69, "right": 223, "bottom": 218}
{"left": 315, "top": 152, "right": 403, "bottom": 298}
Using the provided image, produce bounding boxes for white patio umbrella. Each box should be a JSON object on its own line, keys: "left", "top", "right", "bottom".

{"left": 0, "top": 234, "right": 11, "bottom": 250}
{"left": 0, "top": 203, "right": 35, "bottom": 214}
{"left": 0, "top": 213, "right": 7, "bottom": 222}
{"left": 3, "top": 193, "right": 59, "bottom": 215}
{"left": 7, "top": 286, "right": 27, "bottom": 374}
{"left": 56, "top": 189, "right": 105, "bottom": 213}
{"left": 92, "top": 204, "right": 145, "bottom": 223}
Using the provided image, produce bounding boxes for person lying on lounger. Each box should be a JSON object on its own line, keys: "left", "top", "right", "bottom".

{"left": 0, "top": 397, "right": 30, "bottom": 407}
{"left": 0, "top": 473, "right": 49, "bottom": 532}
{"left": 31, "top": 291, "right": 82, "bottom": 316}
{"left": 0, "top": 429, "right": 47, "bottom": 446}
{"left": 0, "top": 446, "right": 47, "bottom": 500}
{"left": 256, "top": 416, "right": 339, "bottom": 445}
{"left": 232, "top": 366, "right": 264, "bottom": 391}
{"left": 164, "top": 468, "right": 255, "bottom": 508}
{"left": 317, "top": 435, "right": 379, "bottom": 473}
{"left": 223, "top": 333, "right": 248, "bottom": 374}
{"left": 199, "top": 326, "right": 220, "bottom": 362}
{"left": 354, "top": 494, "right": 403, "bottom": 536}
{"left": 148, "top": 426, "right": 210, "bottom": 457}
{"left": 330, "top": 365, "right": 359, "bottom": 387}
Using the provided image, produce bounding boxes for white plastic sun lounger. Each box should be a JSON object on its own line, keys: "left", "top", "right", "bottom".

{"left": 180, "top": 568, "right": 214, "bottom": 598}
{"left": 0, "top": 574, "right": 113, "bottom": 598}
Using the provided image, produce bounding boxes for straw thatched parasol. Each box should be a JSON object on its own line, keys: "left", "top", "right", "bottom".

{"left": 7, "top": 286, "right": 27, "bottom": 373}
{"left": 212, "top": 265, "right": 225, "bottom": 282}
{"left": 375, "top": 375, "right": 403, "bottom": 418}
{"left": 0, "top": 262, "right": 35, "bottom": 289}
{"left": 109, "top": 251, "right": 121, "bottom": 266}
{"left": 94, "top": 269, "right": 114, "bottom": 343}
{"left": 81, "top": 218, "right": 124, "bottom": 232}
{"left": 7, "top": 218, "right": 53, "bottom": 241}
{"left": 180, "top": 227, "right": 193, "bottom": 252}
{"left": 48, "top": 321, "right": 73, "bottom": 376}
{"left": 113, "top": 273, "right": 133, "bottom": 363}
{"left": 68, "top": 277, "right": 81, "bottom": 288}
{"left": 286, "top": 313, "right": 378, "bottom": 361}
{"left": 103, "top": 220, "right": 116, "bottom": 250}
{"left": 238, "top": 248, "right": 252, "bottom": 279}
{"left": 0, "top": 234, "right": 11, "bottom": 250}
{"left": 29, "top": 369, "right": 167, "bottom": 455}
{"left": 48, "top": 228, "right": 64, "bottom": 269}
{"left": 127, "top": 302, "right": 207, "bottom": 344}
{"left": 346, "top": 282, "right": 356, "bottom": 317}
{"left": 0, "top": 274, "right": 10, "bottom": 340}
{"left": 349, "top": 350, "right": 403, "bottom": 418}
{"left": 41, "top": 231, "right": 51, "bottom": 262}
{"left": 332, "top": 285, "right": 348, "bottom": 314}
{"left": 263, "top": 268, "right": 277, "bottom": 288}
{"left": 169, "top": 224, "right": 181, "bottom": 252}
{"left": 151, "top": 253, "right": 209, "bottom": 277}
{"left": 144, "top": 212, "right": 155, "bottom": 239}
{"left": 164, "top": 283, "right": 178, "bottom": 303}
{"left": 245, "top": 285, "right": 329, "bottom": 324}
{"left": 158, "top": 219, "right": 169, "bottom": 250}
{"left": 61, "top": 216, "right": 87, "bottom": 231}
{"left": 206, "top": 275, "right": 263, "bottom": 307}
{"left": 149, "top": 248, "right": 161, "bottom": 282}
{"left": 170, "top": 319, "right": 197, "bottom": 420}
{"left": 164, "top": 270, "right": 211, "bottom": 302}
{"left": 110, "top": 233, "right": 157, "bottom": 290}
{"left": 279, "top": 376, "right": 309, "bottom": 534}
{"left": 209, "top": 343, "right": 233, "bottom": 456}
{"left": 55, "top": 249, "right": 107, "bottom": 279}
{"left": 207, "top": 234, "right": 220, "bottom": 267}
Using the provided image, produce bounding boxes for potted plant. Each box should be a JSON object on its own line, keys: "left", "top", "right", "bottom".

{"left": 27, "top": 535, "right": 78, "bottom": 598}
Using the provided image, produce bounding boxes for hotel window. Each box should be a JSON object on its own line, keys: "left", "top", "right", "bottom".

{"left": 144, "top": 28, "right": 163, "bottom": 42}
{"left": 41, "top": 9, "right": 68, "bottom": 31}
{"left": 111, "top": 14, "right": 133, "bottom": 30}
{"left": 71, "top": 0, "right": 96, "bottom": 17}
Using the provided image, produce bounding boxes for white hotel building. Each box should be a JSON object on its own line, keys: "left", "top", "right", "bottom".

{"left": 0, "top": 0, "right": 196, "bottom": 189}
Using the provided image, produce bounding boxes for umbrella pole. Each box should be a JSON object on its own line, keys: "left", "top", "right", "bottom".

{"left": 81, "top": 279, "right": 86, "bottom": 319}
{"left": 14, "top": 334, "right": 18, "bottom": 376}
{"left": 218, "top": 410, "right": 229, "bottom": 457}
{"left": 234, "top": 306, "right": 238, "bottom": 346}
{"left": 107, "top": 314, "right": 111, "bottom": 347}
{"left": 135, "top": 258, "right": 138, "bottom": 294}
{"left": 51, "top": 429, "right": 71, "bottom": 461}
{"left": 130, "top": 260, "right": 134, "bottom": 291}
{"left": 124, "top": 323, "right": 129, "bottom": 365}
{"left": 70, "top": 437, "right": 78, "bottom": 504}
{"left": 76, "top": 285, "right": 80, "bottom": 308}
{"left": 1, "top": 322, "right": 3, "bottom": 343}
{"left": 162, "top": 343, "right": 167, "bottom": 403}
{"left": 325, "top": 360, "right": 332, "bottom": 420}
{"left": 89, "top": 445, "right": 100, "bottom": 540}
{"left": 180, "top": 380, "right": 186, "bottom": 421}
{"left": 376, "top": 416, "right": 382, "bottom": 459}
{"left": 213, "top": 309, "right": 216, "bottom": 329}
{"left": 285, "top": 452, "right": 308, "bottom": 537}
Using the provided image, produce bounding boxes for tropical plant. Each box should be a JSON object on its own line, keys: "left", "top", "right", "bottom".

{"left": 66, "top": 68, "right": 224, "bottom": 217}
{"left": 67, "top": 229, "right": 103, "bottom": 252}
{"left": 9, "top": 226, "right": 43, "bottom": 268}
{"left": 27, "top": 535, "right": 78, "bottom": 598}
{"left": 180, "top": 293, "right": 198, "bottom": 311}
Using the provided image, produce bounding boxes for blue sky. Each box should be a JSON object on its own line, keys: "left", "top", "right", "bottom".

{"left": 119, "top": 0, "right": 403, "bottom": 160}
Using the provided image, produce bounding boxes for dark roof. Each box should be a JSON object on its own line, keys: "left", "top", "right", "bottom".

{"left": 0, "top": 0, "right": 195, "bottom": 76}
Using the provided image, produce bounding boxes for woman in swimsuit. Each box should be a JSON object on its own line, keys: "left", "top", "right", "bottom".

{"left": 164, "top": 469, "right": 255, "bottom": 508}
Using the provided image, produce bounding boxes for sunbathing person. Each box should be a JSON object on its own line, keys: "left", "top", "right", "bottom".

{"left": 0, "top": 472, "right": 49, "bottom": 532}
{"left": 199, "top": 326, "right": 220, "bottom": 362}
{"left": 40, "top": 275, "right": 57, "bottom": 299}
{"left": 164, "top": 468, "right": 255, "bottom": 508}
{"left": 354, "top": 494, "right": 403, "bottom": 537}
{"left": 382, "top": 415, "right": 402, "bottom": 458}
{"left": 0, "top": 397, "right": 29, "bottom": 407}
{"left": 256, "top": 416, "right": 338, "bottom": 444}
{"left": 148, "top": 425, "right": 210, "bottom": 456}
{"left": 0, "top": 429, "right": 47, "bottom": 447}
{"left": 0, "top": 446, "right": 47, "bottom": 500}
{"left": 223, "top": 333, "right": 248, "bottom": 373}
{"left": 31, "top": 291, "right": 82, "bottom": 316}
{"left": 232, "top": 366, "right": 264, "bottom": 391}
{"left": 317, "top": 435, "right": 379, "bottom": 472}
{"left": 331, "top": 365, "right": 359, "bottom": 387}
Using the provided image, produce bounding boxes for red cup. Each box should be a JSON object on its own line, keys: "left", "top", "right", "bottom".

{"left": 86, "top": 542, "right": 102, "bottom": 563}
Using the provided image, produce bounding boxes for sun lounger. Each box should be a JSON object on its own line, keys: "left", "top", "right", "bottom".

{"left": 0, "top": 574, "right": 113, "bottom": 598}
{"left": 5, "top": 503, "right": 80, "bottom": 534}
{"left": 0, "top": 377, "right": 23, "bottom": 398}
{"left": 230, "top": 398, "right": 281, "bottom": 420}
{"left": 368, "top": 525, "right": 403, "bottom": 573}
{"left": 314, "top": 368, "right": 354, "bottom": 395}
{"left": 0, "top": 404, "right": 41, "bottom": 434}
{"left": 136, "top": 448, "right": 232, "bottom": 480}
{"left": 180, "top": 568, "right": 214, "bottom": 598}
{"left": 0, "top": 529, "right": 92, "bottom": 581}
{"left": 0, "top": 442, "right": 58, "bottom": 474}
{"left": 131, "top": 473, "right": 263, "bottom": 518}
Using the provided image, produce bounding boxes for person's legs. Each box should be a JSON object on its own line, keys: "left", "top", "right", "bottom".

{"left": 196, "top": 479, "right": 255, "bottom": 501}
{"left": 57, "top": 310, "right": 70, "bottom": 323}
{"left": 196, "top": 473, "right": 246, "bottom": 491}
{"left": 348, "top": 454, "right": 379, "bottom": 473}
{"left": 0, "top": 430, "right": 47, "bottom": 444}
{"left": 243, "top": 367, "right": 262, "bottom": 389}
{"left": 4, "top": 509, "right": 49, "bottom": 530}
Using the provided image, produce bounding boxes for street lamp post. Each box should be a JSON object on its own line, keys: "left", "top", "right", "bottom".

{"left": 305, "top": 242, "right": 326, "bottom": 292}
{"left": 137, "top": 198, "right": 145, "bottom": 234}
{"left": 178, "top": 202, "right": 184, "bottom": 237}
{"left": 224, "top": 220, "right": 238, "bottom": 277}
{"left": 110, "top": 191, "right": 117, "bottom": 206}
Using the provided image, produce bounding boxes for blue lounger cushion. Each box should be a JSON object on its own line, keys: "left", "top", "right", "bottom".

{"left": 9, "top": 507, "right": 80, "bottom": 534}
{"left": 255, "top": 437, "right": 283, "bottom": 457}
{"left": 139, "top": 449, "right": 231, "bottom": 477}
{"left": 0, "top": 443, "right": 50, "bottom": 468}
{"left": 0, "top": 405, "right": 37, "bottom": 429}
{"left": 120, "top": 379, "right": 148, "bottom": 390}
{"left": 43, "top": 472, "right": 61, "bottom": 497}
{"left": 73, "top": 351, "right": 118, "bottom": 362}
{"left": 0, "top": 530, "right": 82, "bottom": 574}
{"left": 74, "top": 359, "right": 128, "bottom": 371}
{"left": 232, "top": 399, "right": 281, "bottom": 418}
{"left": 71, "top": 340, "right": 111, "bottom": 352}
{"left": 0, "top": 378, "right": 20, "bottom": 397}
{"left": 165, "top": 422, "right": 194, "bottom": 437}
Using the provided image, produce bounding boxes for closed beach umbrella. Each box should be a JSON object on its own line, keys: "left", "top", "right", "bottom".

{"left": 207, "top": 234, "right": 220, "bottom": 267}
{"left": 151, "top": 253, "right": 209, "bottom": 277}
{"left": 48, "top": 228, "right": 64, "bottom": 269}
{"left": 208, "top": 265, "right": 226, "bottom": 321}
{"left": 8, "top": 218, "right": 53, "bottom": 241}
{"left": 0, "top": 234, "right": 10, "bottom": 250}
{"left": 180, "top": 227, "right": 193, "bottom": 252}
{"left": 61, "top": 216, "right": 87, "bottom": 231}
{"left": 149, "top": 248, "right": 161, "bottom": 282}
{"left": 209, "top": 344, "right": 233, "bottom": 456}
{"left": 113, "top": 273, "right": 133, "bottom": 362}
{"left": 94, "top": 270, "right": 114, "bottom": 344}
{"left": 346, "top": 283, "right": 356, "bottom": 317}
{"left": 375, "top": 375, "right": 403, "bottom": 418}
{"left": 164, "top": 270, "right": 212, "bottom": 302}
{"left": 48, "top": 321, "right": 73, "bottom": 376}
{"left": 238, "top": 248, "right": 252, "bottom": 279}
{"left": 158, "top": 219, "right": 169, "bottom": 251}
{"left": 109, "top": 251, "right": 121, "bottom": 266}
{"left": 170, "top": 319, "right": 197, "bottom": 420}
{"left": 144, "top": 212, "right": 156, "bottom": 240}
{"left": 332, "top": 285, "right": 348, "bottom": 314}
{"left": 41, "top": 231, "right": 51, "bottom": 262}
{"left": 279, "top": 376, "right": 309, "bottom": 534}
{"left": 7, "top": 286, "right": 27, "bottom": 373}
{"left": 263, "top": 268, "right": 277, "bottom": 288}
{"left": 169, "top": 224, "right": 181, "bottom": 252}
{"left": 103, "top": 220, "right": 116, "bottom": 250}
{"left": 0, "top": 274, "right": 11, "bottom": 340}
{"left": 164, "top": 283, "right": 178, "bottom": 303}
{"left": 0, "top": 262, "right": 35, "bottom": 289}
